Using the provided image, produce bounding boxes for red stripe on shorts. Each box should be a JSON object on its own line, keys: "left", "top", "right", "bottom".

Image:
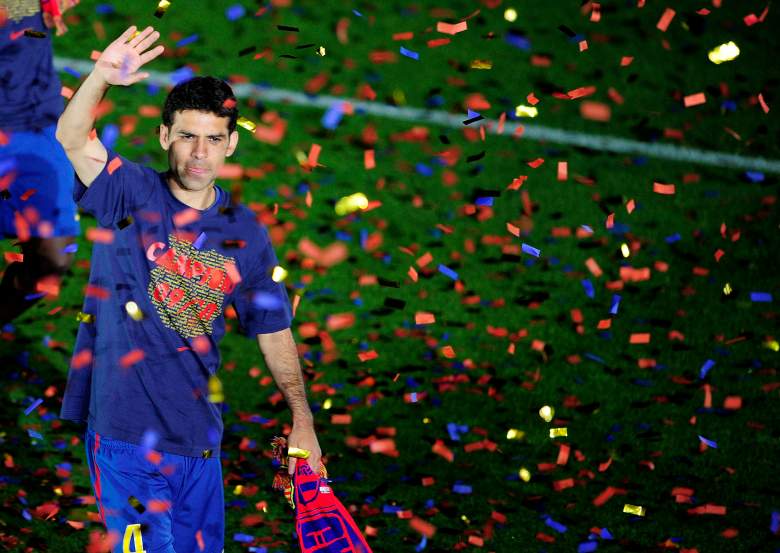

{"left": 93, "top": 433, "right": 106, "bottom": 524}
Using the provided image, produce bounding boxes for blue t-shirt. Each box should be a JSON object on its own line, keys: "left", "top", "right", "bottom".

{"left": 0, "top": 6, "right": 63, "bottom": 131}
{"left": 60, "top": 151, "right": 292, "bottom": 457}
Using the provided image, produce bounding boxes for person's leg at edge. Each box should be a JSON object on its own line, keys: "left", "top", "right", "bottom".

{"left": 169, "top": 454, "right": 225, "bottom": 553}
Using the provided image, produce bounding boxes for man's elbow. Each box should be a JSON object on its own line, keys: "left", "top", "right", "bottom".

{"left": 55, "top": 121, "right": 84, "bottom": 151}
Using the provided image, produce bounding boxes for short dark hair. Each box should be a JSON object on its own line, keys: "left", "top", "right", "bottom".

{"left": 162, "top": 76, "right": 238, "bottom": 133}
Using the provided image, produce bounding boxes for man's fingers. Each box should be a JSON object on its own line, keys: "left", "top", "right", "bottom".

{"left": 128, "top": 26, "right": 154, "bottom": 48}
{"left": 126, "top": 72, "right": 150, "bottom": 85}
{"left": 115, "top": 26, "right": 137, "bottom": 46}
{"left": 287, "top": 456, "right": 297, "bottom": 476}
{"left": 139, "top": 45, "right": 165, "bottom": 66}
{"left": 135, "top": 30, "right": 160, "bottom": 54}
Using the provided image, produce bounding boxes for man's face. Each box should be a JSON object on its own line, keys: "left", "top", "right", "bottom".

{"left": 159, "top": 109, "right": 239, "bottom": 192}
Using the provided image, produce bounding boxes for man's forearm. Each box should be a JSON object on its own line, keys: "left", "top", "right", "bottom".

{"left": 262, "top": 332, "right": 314, "bottom": 424}
{"left": 56, "top": 71, "right": 109, "bottom": 150}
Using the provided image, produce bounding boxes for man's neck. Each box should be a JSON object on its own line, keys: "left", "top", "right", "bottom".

{"left": 167, "top": 176, "right": 216, "bottom": 210}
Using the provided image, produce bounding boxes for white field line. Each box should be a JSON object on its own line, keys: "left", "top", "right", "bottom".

{"left": 54, "top": 57, "right": 780, "bottom": 174}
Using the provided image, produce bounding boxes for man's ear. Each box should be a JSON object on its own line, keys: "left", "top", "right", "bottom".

{"left": 226, "top": 130, "right": 239, "bottom": 157}
{"left": 159, "top": 124, "right": 171, "bottom": 151}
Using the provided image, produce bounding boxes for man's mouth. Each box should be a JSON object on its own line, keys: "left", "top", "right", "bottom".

{"left": 186, "top": 166, "right": 208, "bottom": 176}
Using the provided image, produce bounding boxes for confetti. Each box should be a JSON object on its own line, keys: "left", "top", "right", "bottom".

{"left": 623, "top": 504, "right": 646, "bottom": 516}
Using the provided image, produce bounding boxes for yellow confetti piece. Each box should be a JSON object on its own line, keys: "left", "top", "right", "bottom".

{"left": 504, "top": 8, "right": 518, "bottom": 22}
{"left": 423, "top": 417, "right": 431, "bottom": 424}
{"left": 623, "top": 504, "right": 646, "bottom": 516}
{"left": 621, "top": 243, "right": 630, "bottom": 258}
{"left": 518, "top": 467, "right": 531, "bottom": 482}
{"left": 271, "top": 265, "right": 288, "bottom": 282}
{"left": 316, "top": 46, "right": 326, "bottom": 56}
{"left": 708, "top": 41, "right": 739, "bottom": 64}
{"left": 125, "top": 301, "right": 143, "bottom": 321}
{"left": 471, "top": 59, "right": 493, "bottom": 69}
{"left": 538, "top": 405, "right": 554, "bottom": 422}
{"left": 549, "top": 427, "right": 568, "bottom": 438}
{"left": 335, "top": 192, "right": 369, "bottom": 216}
{"left": 515, "top": 105, "right": 538, "bottom": 118}
{"left": 208, "top": 374, "right": 224, "bottom": 403}
{"left": 323, "top": 398, "right": 333, "bottom": 410}
{"left": 723, "top": 283, "right": 732, "bottom": 295}
{"left": 392, "top": 89, "right": 406, "bottom": 106}
{"left": 154, "top": 0, "right": 171, "bottom": 18}
{"left": 287, "top": 447, "right": 310, "bottom": 459}
{"left": 76, "top": 312, "right": 94, "bottom": 324}
{"left": 233, "top": 485, "right": 243, "bottom": 495}
{"left": 237, "top": 116, "right": 257, "bottom": 132}
{"left": 765, "top": 340, "right": 779, "bottom": 352}
{"left": 506, "top": 428, "right": 525, "bottom": 440}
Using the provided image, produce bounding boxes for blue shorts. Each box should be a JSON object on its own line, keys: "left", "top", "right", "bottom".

{"left": 0, "top": 124, "right": 79, "bottom": 239}
{"left": 85, "top": 429, "right": 225, "bottom": 553}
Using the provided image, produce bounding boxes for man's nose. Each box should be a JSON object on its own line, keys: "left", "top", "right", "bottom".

{"left": 192, "top": 138, "right": 208, "bottom": 159}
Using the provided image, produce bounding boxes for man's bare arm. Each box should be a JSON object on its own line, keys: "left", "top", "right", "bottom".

{"left": 55, "top": 25, "right": 163, "bottom": 187}
{"left": 257, "top": 328, "right": 321, "bottom": 474}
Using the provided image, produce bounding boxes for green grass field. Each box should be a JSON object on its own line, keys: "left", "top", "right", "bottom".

{"left": 1, "top": 1, "right": 779, "bottom": 552}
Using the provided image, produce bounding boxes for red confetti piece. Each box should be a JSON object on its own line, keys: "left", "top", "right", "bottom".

{"left": 86, "top": 227, "right": 114, "bottom": 244}
{"left": 557, "top": 161, "right": 568, "bottom": 181}
{"left": 579, "top": 40, "right": 588, "bottom": 51}
{"left": 758, "top": 93, "right": 770, "bottom": 113}
{"left": 620, "top": 56, "right": 634, "bottom": 66}
{"left": 172, "top": 208, "right": 200, "bottom": 228}
{"left": 580, "top": 101, "right": 611, "bottom": 121}
{"left": 653, "top": 182, "right": 676, "bottom": 195}
{"left": 415, "top": 312, "right": 435, "bottom": 325}
{"left": 527, "top": 158, "right": 544, "bottom": 168}
{"left": 106, "top": 157, "right": 122, "bottom": 175}
{"left": 4, "top": 252, "right": 23, "bottom": 263}
{"left": 656, "top": 8, "right": 676, "bottom": 31}
{"left": 409, "top": 517, "right": 437, "bottom": 538}
{"left": 85, "top": 284, "right": 110, "bottom": 299}
{"left": 553, "top": 478, "right": 574, "bottom": 491}
{"left": 427, "top": 37, "right": 450, "bottom": 48}
{"left": 392, "top": 32, "right": 413, "bottom": 40}
{"left": 326, "top": 312, "right": 356, "bottom": 331}
{"left": 358, "top": 350, "right": 378, "bottom": 362}
{"left": 626, "top": 199, "right": 635, "bottom": 213}
{"left": 431, "top": 440, "right": 454, "bottom": 462}
{"left": 364, "top": 149, "right": 375, "bottom": 169}
{"left": 585, "top": 257, "right": 603, "bottom": 277}
{"left": 687, "top": 504, "right": 726, "bottom": 515}
{"left": 331, "top": 414, "right": 351, "bottom": 424}
{"left": 630, "top": 333, "right": 651, "bottom": 344}
{"left": 120, "top": 349, "right": 145, "bottom": 368}
{"left": 683, "top": 92, "right": 706, "bottom": 107}
{"left": 147, "top": 499, "right": 171, "bottom": 513}
{"left": 723, "top": 396, "right": 742, "bottom": 409}
{"left": 436, "top": 21, "right": 467, "bottom": 35}
{"left": 61, "top": 86, "right": 74, "bottom": 99}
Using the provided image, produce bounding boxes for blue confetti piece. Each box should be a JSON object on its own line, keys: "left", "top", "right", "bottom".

{"left": 171, "top": 66, "right": 196, "bottom": 85}
{"left": 750, "top": 292, "right": 772, "bottom": 302}
{"left": 193, "top": 232, "right": 207, "bottom": 249}
{"left": 176, "top": 34, "right": 199, "bottom": 47}
{"left": 699, "top": 359, "right": 715, "bottom": 379}
{"left": 698, "top": 435, "right": 718, "bottom": 448}
{"left": 475, "top": 197, "right": 493, "bottom": 207}
{"left": 225, "top": 4, "right": 246, "bottom": 20}
{"left": 521, "top": 243, "right": 541, "bottom": 257}
{"left": 601, "top": 528, "right": 613, "bottom": 540}
{"left": 721, "top": 100, "right": 737, "bottom": 112}
{"left": 581, "top": 279, "right": 595, "bottom": 298}
{"left": 23, "top": 398, "right": 43, "bottom": 416}
{"left": 545, "top": 516, "right": 567, "bottom": 533}
{"left": 0, "top": 158, "right": 16, "bottom": 176}
{"left": 141, "top": 429, "right": 159, "bottom": 450}
{"left": 415, "top": 536, "right": 428, "bottom": 552}
{"left": 610, "top": 294, "right": 621, "bottom": 315}
{"left": 467, "top": 109, "right": 480, "bottom": 119}
{"left": 578, "top": 542, "right": 598, "bottom": 553}
{"left": 252, "top": 292, "right": 283, "bottom": 310}
{"left": 95, "top": 3, "right": 115, "bottom": 15}
{"left": 22, "top": 509, "right": 32, "bottom": 521}
{"left": 27, "top": 429, "right": 43, "bottom": 440}
{"left": 382, "top": 504, "right": 403, "bottom": 513}
{"left": 438, "top": 264, "right": 459, "bottom": 281}
{"left": 770, "top": 511, "right": 780, "bottom": 534}
{"left": 400, "top": 46, "right": 420, "bottom": 60}
{"left": 452, "top": 484, "right": 472, "bottom": 494}
{"left": 744, "top": 171, "right": 764, "bottom": 183}
{"left": 585, "top": 352, "right": 606, "bottom": 364}
{"left": 232, "top": 533, "right": 254, "bottom": 543}
{"left": 100, "top": 124, "right": 119, "bottom": 149}
{"left": 665, "top": 233, "right": 681, "bottom": 243}
{"left": 353, "top": 9, "right": 363, "bottom": 16}
{"left": 580, "top": 224, "right": 593, "bottom": 233}
{"left": 62, "top": 66, "right": 81, "bottom": 78}
{"left": 321, "top": 103, "right": 344, "bottom": 129}
{"left": 61, "top": 243, "right": 78, "bottom": 254}
{"left": 505, "top": 31, "right": 531, "bottom": 50}
{"left": 415, "top": 163, "right": 433, "bottom": 176}
{"left": 408, "top": 392, "right": 418, "bottom": 403}
{"left": 24, "top": 292, "right": 46, "bottom": 301}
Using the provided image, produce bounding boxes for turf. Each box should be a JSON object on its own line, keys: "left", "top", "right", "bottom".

{"left": 1, "top": 1, "right": 778, "bottom": 552}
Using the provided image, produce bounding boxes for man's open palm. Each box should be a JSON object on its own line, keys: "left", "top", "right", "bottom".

{"left": 95, "top": 26, "right": 164, "bottom": 86}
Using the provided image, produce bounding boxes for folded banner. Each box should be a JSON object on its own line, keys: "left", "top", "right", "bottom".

{"left": 272, "top": 437, "right": 372, "bottom": 553}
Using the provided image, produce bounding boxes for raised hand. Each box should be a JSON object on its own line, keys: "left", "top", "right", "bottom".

{"left": 94, "top": 25, "right": 164, "bottom": 86}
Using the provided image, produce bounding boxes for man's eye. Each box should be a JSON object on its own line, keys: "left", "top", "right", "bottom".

{"left": 209, "top": 137, "right": 222, "bottom": 144}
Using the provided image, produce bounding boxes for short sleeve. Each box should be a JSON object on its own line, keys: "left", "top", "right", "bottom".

{"left": 74, "top": 150, "right": 156, "bottom": 227}
{"left": 232, "top": 224, "right": 293, "bottom": 336}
